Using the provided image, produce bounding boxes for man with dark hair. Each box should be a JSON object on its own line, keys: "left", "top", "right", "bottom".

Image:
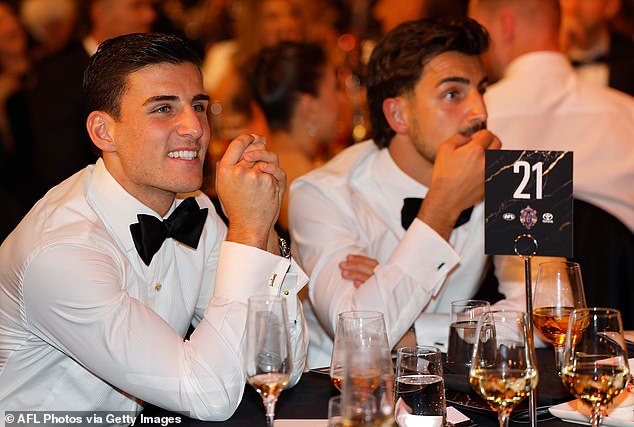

{"left": 289, "top": 18, "right": 527, "bottom": 368}
{"left": 0, "top": 33, "right": 307, "bottom": 420}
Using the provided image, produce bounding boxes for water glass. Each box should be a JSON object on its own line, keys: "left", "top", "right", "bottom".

{"left": 394, "top": 346, "right": 446, "bottom": 427}
{"left": 330, "top": 311, "right": 390, "bottom": 392}
{"left": 328, "top": 393, "right": 377, "bottom": 427}
{"left": 446, "top": 299, "right": 490, "bottom": 373}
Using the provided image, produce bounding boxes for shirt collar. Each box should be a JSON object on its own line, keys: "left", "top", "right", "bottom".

{"left": 87, "top": 158, "right": 178, "bottom": 254}
{"left": 373, "top": 146, "right": 429, "bottom": 210}
{"left": 504, "top": 51, "right": 573, "bottom": 81}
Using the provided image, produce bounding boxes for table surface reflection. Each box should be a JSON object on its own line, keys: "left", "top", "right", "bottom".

{"left": 139, "top": 348, "right": 584, "bottom": 426}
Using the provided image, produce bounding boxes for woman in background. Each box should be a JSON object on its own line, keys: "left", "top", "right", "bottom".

{"left": 201, "top": 0, "right": 305, "bottom": 139}
{"left": 251, "top": 41, "right": 341, "bottom": 239}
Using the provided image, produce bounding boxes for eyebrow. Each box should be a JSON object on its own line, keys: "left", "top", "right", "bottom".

{"left": 143, "top": 94, "right": 210, "bottom": 106}
{"left": 436, "top": 76, "right": 489, "bottom": 87}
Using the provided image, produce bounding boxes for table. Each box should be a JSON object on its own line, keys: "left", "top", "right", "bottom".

{"left": 139, "top": 348, "right": 582, "bottom": 426}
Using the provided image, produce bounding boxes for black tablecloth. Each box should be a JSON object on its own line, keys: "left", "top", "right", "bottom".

{"left": 138, "top": 347, "right": 588, "bottom": 426}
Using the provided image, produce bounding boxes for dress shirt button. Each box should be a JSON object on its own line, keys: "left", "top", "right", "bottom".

{"left": 283, "top": 289, "right": 290, "bottom": 296}
{"left": 154, "top": 282, "right": 162, "bottom": 291}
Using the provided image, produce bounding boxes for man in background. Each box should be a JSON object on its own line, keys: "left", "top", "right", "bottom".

{"left": 23, "top": 0, "right": 157, "bottom": 203}
{"left": 559, "top": 0, "right": 634, "bottom": 96}
{"left": 469, "top": 0, "right": 634, "bottom": 327}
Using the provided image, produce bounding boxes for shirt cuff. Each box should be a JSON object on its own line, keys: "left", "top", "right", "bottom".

{"left": 388, "top": 219, "right": 460, "bottom": 293}
{"left": 213, "top": 242, "right": 308, "bottom": 321}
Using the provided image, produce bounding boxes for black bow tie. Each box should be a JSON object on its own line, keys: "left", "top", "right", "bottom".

{"left": 401, "top": 197, "right": 473, "bottom": 230}
{"left": 130, "top": 197, "right": 208, "bottom": 266}
{"left": 571, "top": 55, "right": 608, "bottom": 68}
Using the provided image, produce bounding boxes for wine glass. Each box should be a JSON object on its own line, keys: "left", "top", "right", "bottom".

{"left": 245, "top": 295, "right": 292, "bottom": 427}
{"left": 330, "top": 311, "right": 389, "bottom": 392}
{"left": 469, "top": 310, "right": 539, "bottom": 427}
{"left": 533, "top": 261, "right": 587, "bottom": 374}
{"left": 560, "top": 308, "right": 630, "bottom": 427}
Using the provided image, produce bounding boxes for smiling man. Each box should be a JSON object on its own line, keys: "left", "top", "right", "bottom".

{"left": 0, "top": 33, "right": 307, "bottom": 420}
{"left": 288, "top": 18, "right": 530, "bottom": 368}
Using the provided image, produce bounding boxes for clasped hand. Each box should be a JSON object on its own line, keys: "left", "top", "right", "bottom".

{"left": 216, "top": 134, "right": 286, "bottom": 249}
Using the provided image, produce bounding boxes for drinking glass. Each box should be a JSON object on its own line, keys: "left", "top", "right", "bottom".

{"left": 533, "top": 261, "right": 586, "bottom": 373}
{"left": 394, "top": 346, "right": 446, "bottom": 427}
{"left": 330, "top": 311, "right": 390, "bottom": 392}
{"left": 446, "top": 299, "right": 491, "bottom": 374}
{"left": 342, "top": 343, "right": 395, "bottom": 426}
{"left": 327, "top": 393, "right": 377, "bottom": 427}
{"left": 245, "top": 296, "right": 292, "bottom": 427}
{"left": 469, "top": 311, "right": 539, "bottom": 427}
{"left": 560, "top": 308, "right": 630, "bottom": 427}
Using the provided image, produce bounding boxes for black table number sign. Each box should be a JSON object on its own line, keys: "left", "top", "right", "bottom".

{"left": 485, "top": 150, "right": 573, "bottom": 257}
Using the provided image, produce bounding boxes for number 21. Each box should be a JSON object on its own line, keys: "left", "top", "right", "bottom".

{"left": 513, "top": 161, "right": 543, "bottom": 199}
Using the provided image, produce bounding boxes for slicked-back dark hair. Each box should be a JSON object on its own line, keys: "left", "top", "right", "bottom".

{"left": 83, "top": 32, "right": 202, "bottom": 120}
{"left": 251, "top": 41, "right": 327, "bottom": 132}
{"left": 367, "top": 17, "right": 490, "bottom": 148}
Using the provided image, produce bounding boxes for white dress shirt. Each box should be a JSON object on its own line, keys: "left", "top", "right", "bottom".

{"left": 0, "top": 159, "right": 308, "bottom": 420}
{"left": 485, "top": 51, "right": 634, "bottom": 232}
{"left": 289, "top": 141, "right": 528, "bottom": 368}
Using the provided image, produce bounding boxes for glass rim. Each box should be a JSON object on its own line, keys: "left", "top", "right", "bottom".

{"left": 337, "top": 310, "right": 385, "bottom": 320}
{"left": 396, "top": 345, "right": 441, "bottom": 355}
{"left": 537, "top": 260, "right": 581, "bottom": 269}
{"left": 247, "top": 294, "right": 285, "bottom": 303}
{"left": 450, "top": 298, "right": 491, "bottom": 307}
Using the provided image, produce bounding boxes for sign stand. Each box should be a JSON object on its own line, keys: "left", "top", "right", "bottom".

{"left": 514, "top": 234, "right": 538, "bottom": 427}
{"left": 485, "top": 149, "right": 574, "bottom": 427}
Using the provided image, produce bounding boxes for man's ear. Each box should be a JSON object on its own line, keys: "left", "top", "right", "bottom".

{"left": 86, "top": 111, "right": 116, "bottom": 153}
{"left": 382, "top": 97, "right": 409, "bottom": 135}
{"left": 499, "top": 9, "right": 515, "bottom": 41}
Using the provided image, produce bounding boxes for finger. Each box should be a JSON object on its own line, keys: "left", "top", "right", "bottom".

{"left": 470, "top": 129, "right": 501, "bottom": 150}
{"left": 340, "top": 262, "right": 375, "bottom": 281}
{"left": 440, "top": 132, "right": 471, "bottom": 151}
{"left": 256, "top": 162, "right": 286, "bottom": 185}
{"left": 345, "top": 254, "right": 379, "bottom": 269}
{"left": 243, "top": 149, "right": 279, "bottom": 165}
{"left": 340, "top": 267, "right": 373, "bottom": 283}
{"left": 219, "top": 134, "right": 255, "bottom": 166}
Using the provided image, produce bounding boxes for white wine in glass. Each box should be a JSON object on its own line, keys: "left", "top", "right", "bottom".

{"left": 245, "top": 296, "right": 292, "bottom": 427}
{"left": 560, "top": 308, "right": 630, "bottom": 427}
{"left": 469, "top": 311, "right": 538, "bottom": 427}
{"left": 532, "top": 261, "right": 586, "bottom": 374}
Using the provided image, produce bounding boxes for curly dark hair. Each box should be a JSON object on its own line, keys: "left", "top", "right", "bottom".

{"left": 367, "top": 17, "right": 490, "bottom": 148}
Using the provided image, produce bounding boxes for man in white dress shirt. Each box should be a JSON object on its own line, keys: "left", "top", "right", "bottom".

{"left": 469, "top": 0, "right": 634, "bottom": 233}
{"left": 0, "top": 33, "right": 307, "bottom": 420}
{"left": 288, "top": 18, "right": 539, "bottom": 369}
{"left": 468, "top": 0, "right": 634, "bottom": 327}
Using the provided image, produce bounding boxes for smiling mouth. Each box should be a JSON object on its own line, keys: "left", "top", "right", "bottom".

{"left": 167, "top": 150, "right": 198, "bottom": 160}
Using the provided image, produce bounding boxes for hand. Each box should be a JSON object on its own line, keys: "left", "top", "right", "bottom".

{"left": 339, "top": 254, "right": 379, "bottom": 288}
{"left": 216, "top": 134, "right": 287, "bottom": 249}
{"left": 421, "top": 130, "right": 501, "bottom": 239}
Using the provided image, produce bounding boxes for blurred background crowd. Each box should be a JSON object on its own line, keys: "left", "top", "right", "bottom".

{"left": 1, "top": 0, "right": 633, "bottom": 241}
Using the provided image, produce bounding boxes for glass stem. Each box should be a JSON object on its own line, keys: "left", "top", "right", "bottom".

{"left": 554, "top": 345, "right": 565, "bottom": 375}
{"left": 590, "top": 403, "right": 603, "bottom": 427}
{"left": 263, "top": 396, "right": 277, "bottom": 427}
{"left": 499, "top": 409, "right": 511, "bottom": 427}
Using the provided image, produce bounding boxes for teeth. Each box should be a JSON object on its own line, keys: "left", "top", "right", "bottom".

{"left": 168, "top": 150, "right": 198, "bottom": 160}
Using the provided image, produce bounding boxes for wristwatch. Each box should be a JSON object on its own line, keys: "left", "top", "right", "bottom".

{"left": 279, "top": 237, "right": 291, "bottom": 259}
